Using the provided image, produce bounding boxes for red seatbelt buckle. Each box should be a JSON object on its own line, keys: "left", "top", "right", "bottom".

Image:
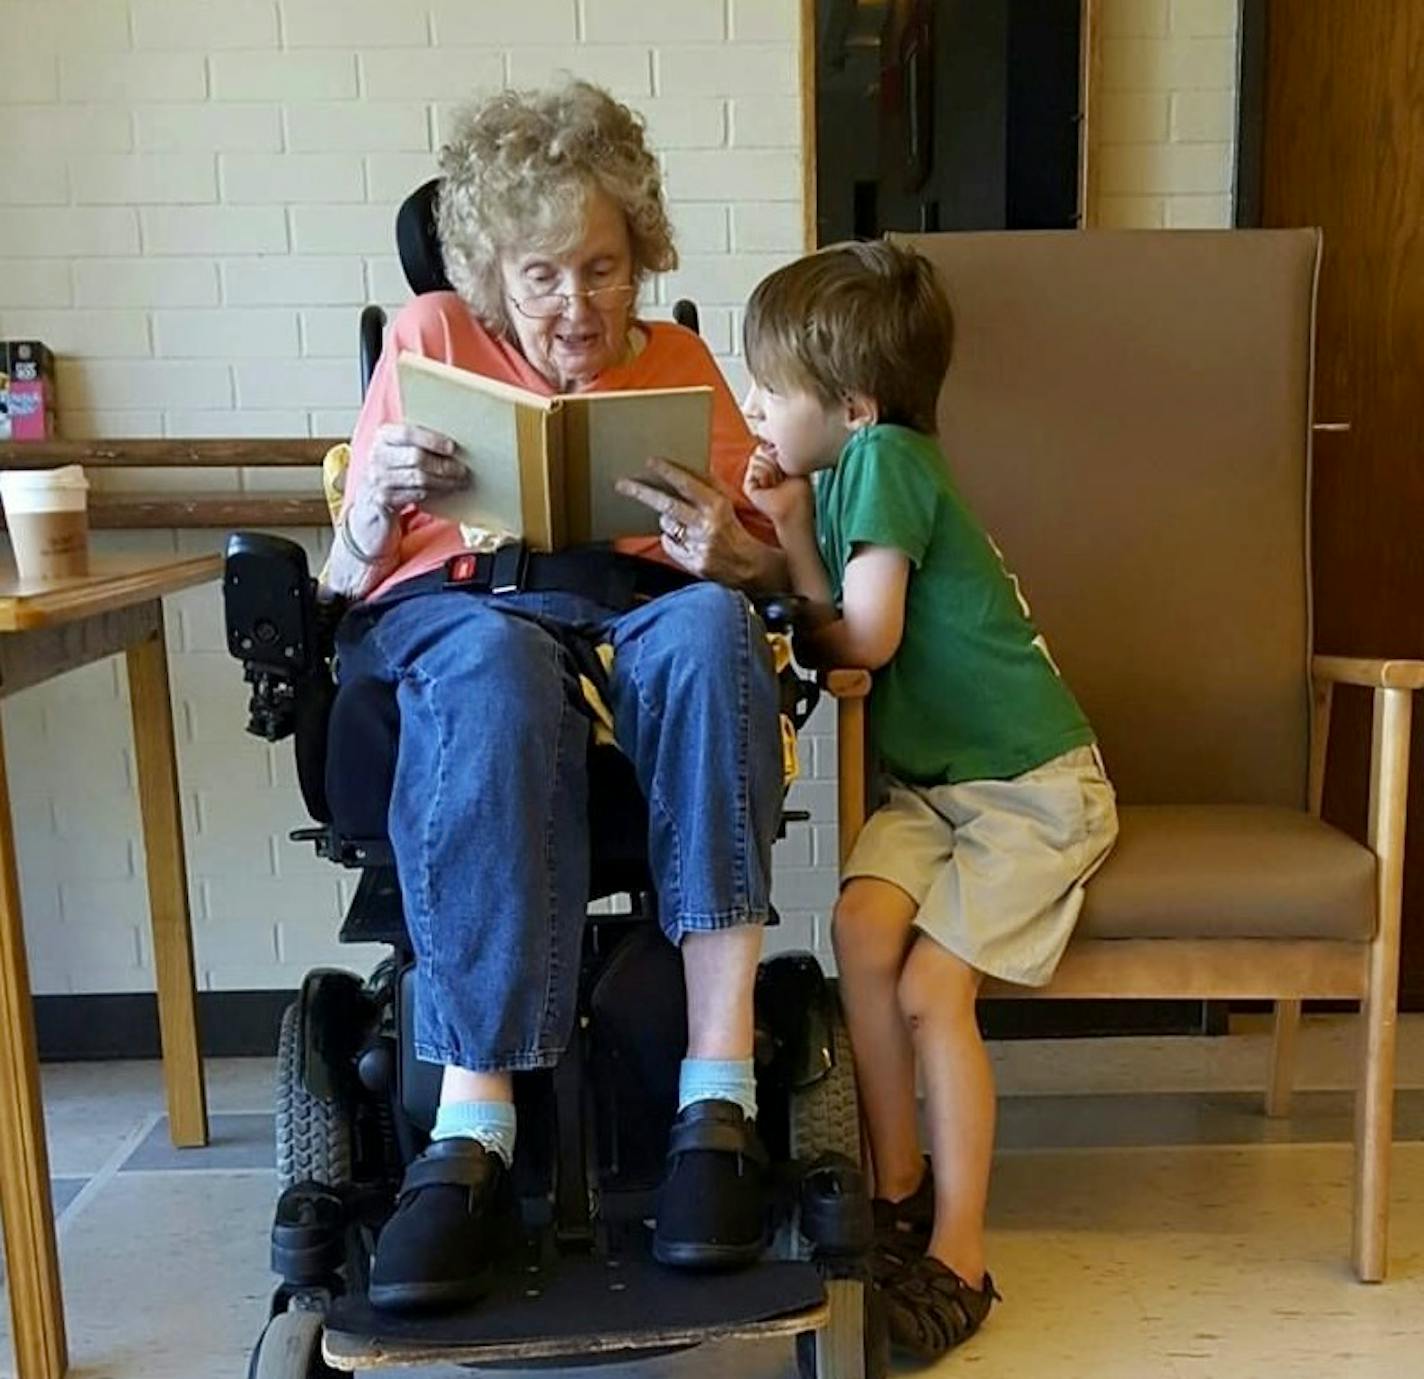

{"left": 444, "top": 552, "right": 484, "bottom": 587}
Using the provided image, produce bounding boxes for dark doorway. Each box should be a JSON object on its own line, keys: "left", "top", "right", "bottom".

{"left": 814, "top": 0, "right": 1083, "bottom": 248}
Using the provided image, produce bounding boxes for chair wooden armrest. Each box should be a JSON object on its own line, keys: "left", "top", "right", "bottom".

{"left": 820, "top": 668, "right": 872, "bottom": 865}
{"left": 1313, "top": 656, "right": 1424, "bottom": 690}
{"left": 821, "top": 668, "right": 871, "bottom": 699}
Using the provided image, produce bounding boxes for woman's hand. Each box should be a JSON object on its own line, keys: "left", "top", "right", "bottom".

{"left": 363, "top": 421, "right": 470, "bottom": 513}
{"left": 326, "top": 422, "right": 469, "bottom": 597}
{"left": 742, "top": 450, "right": 814, "bottom": 532}
{"left": 616, "top": 456, "right": 785, "bottom": 591}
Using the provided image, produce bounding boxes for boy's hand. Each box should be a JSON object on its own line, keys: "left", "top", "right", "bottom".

{"left": 742, "top": 450, "right": 813, "bottom": 530}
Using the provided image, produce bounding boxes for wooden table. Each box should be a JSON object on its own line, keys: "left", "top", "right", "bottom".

{"left": 0, "top": 553, "right": 220, "bottom": 1379}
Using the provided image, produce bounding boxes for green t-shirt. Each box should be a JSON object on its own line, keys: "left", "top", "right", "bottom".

{"left": 815, "top": 424, "right": 1094, "bottom": 785}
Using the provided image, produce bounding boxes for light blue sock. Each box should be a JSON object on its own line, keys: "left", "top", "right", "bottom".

{"left": 678, "top": 1057, "right": 757, "bottom": 1122}
{"left": 430, "top": 1099, "right": 517, "bottom": 1167}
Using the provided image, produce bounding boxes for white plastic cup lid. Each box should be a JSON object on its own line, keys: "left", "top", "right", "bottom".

{"left": 0, "top": 465, "right": 90, "bottom": 514}
{"left": 0, "top": 465, "right": 88, "bottom": 492}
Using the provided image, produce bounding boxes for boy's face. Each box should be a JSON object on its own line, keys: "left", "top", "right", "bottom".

{"left": 741, "top": 378, "right": 851, "bottom": 478}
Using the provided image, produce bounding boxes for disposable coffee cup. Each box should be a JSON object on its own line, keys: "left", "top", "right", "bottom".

{"left": 0, "top": 465, "right": 90, "bottom": 580}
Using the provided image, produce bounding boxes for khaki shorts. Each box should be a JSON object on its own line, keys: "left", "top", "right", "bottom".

{"left": 844, "top": 746, "right": 1119, "bottom": 987}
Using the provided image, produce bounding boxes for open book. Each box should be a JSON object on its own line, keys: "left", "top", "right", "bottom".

{"left": 396, "top": 351, "right": 713, "bottom": 550}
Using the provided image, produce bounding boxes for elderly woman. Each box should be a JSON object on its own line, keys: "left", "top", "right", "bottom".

{"left": 329, "top": 80, "right": 789, "bottom": 1310}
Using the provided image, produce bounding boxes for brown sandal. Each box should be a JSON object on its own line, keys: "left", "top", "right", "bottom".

{"left": 879, "top": 1252, "right": 1001, "bottom": 1360}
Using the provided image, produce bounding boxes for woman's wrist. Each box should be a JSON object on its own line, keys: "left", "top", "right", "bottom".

{"left": 342, "top": 495, "right": 400, "bottom": 567}
{"left": 721, "top": 530, "right": 785, "bottom": 595}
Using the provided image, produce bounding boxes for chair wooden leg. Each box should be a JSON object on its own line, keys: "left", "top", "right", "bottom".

{"left": 1266, "top": 999, "right": 1301, "bottom": 1118}
{"left": 1272, "top": 675, "right": 1331, "bottom": 1122}
{"left": 835, "top": 694, "right": 867, "bottom": 868}
{"left": 1355, "top": 967, "right": 1398, "bottom": 1282}
{"left": 1353, "top": 686, "right": 1410, "bottom": 1282}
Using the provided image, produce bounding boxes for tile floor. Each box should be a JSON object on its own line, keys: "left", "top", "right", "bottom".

{"left": 3, "top": 1013, "right": 1423, "bottom": 1378}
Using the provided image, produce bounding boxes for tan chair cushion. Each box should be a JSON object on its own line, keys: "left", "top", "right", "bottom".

{"left": 1079, "top": 805, "right": 1375, "bottom": 941}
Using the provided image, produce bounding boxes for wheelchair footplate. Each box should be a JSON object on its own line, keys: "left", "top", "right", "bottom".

{"left": 321, "top": 1234, "right": 826, "bottom": 1371}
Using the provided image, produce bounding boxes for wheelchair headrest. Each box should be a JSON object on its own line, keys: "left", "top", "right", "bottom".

{"left": 397, "top": 178, "right": 453, "bottom": 296}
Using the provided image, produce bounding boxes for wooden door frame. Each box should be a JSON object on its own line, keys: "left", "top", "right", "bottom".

{"left": 1077, "top": 0, "right": 1101, "bottom": 226}
{"left": 1234, "top": 0, "right": 1268, "bottom": 226}
{"left": 800, "top": 0, "right": 818, "bottom": 251}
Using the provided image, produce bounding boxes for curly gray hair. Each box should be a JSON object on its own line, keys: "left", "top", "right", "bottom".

{"left": 436, "top": 80, "right": 678, "bottom": 333}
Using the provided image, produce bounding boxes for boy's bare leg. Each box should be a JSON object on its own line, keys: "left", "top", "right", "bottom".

{"left": 833, "top": 878, "right": 925, "bottom": 1200}
{"left": 898, "top": 933, "right": 992, "bottom": 1288}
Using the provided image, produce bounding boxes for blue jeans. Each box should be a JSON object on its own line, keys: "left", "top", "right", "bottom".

{"left": 335, "top": 582, "right": 782, "bottom": 1073}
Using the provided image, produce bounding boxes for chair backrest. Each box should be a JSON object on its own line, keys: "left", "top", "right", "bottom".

{"left": 898, "top": 229, "right": 1321, "bottom": 807}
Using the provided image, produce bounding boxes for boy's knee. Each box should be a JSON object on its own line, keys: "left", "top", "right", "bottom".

{"left": 832, "top": 885, "right": 905, "bottom": 977}
{"left": 896, "top": 936, "right": 980, "bottom": 1027}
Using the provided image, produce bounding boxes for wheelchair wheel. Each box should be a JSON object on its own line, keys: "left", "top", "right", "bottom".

{"left": 276, "top": 1001, "right": 353, "bottom": 1191}
{"left": 788, "top": 1003, "right": 860, "bottom": 1165}
{"left": 785, "top": 1004, "right": 885, "bottom": 1376}
{"left": 249, "top": 1307, "right": 338, "bottom": 1379}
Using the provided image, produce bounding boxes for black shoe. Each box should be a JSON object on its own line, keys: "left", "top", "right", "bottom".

{"left": 872, "top": 1155, "right": 935, "bottom": 1270}
{"left": 880, "top": 1254, "right": 1001, "bottom": 1360}
{"left": 652, "top": 1099, "right": 769, "bottom": 1270}
{"left": 369, "top": 1138, "right": 519, "bottom": 1312}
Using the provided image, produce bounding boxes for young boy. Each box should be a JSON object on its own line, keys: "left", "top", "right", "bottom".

{"left": 740, "top": 240, "right": 1118, "bottom": 1361}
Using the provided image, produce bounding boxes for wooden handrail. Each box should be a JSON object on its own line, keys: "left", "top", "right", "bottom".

{"left": 0, "top": 438, "right": 338, "bottom": 468}
{"left": 0, "top": 493, "right": 332, "bottom": 530}
{"left": 0, "top": 438, "right": 335, "bottom": 528}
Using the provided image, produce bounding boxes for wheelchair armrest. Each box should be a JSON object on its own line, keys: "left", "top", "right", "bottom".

{"left": 752, "top": 593, "right": 825, "bottom": 731}
{"left": 753, "top": 592, "right": 808, "bottom": 633}
{"left": 224, "top": 531, "right": 342, "bottom": 742}
{"left": 752, "top": 592, "right": 842, "bottom": 636}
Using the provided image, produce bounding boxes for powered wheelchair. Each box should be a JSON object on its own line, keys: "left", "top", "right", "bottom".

{"left": 229, "top": 180, "right": 885, "bottom": 1379}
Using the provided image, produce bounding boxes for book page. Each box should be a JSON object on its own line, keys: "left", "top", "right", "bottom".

{"left": 571, "top": 386, "right": 713, "bottom": 541}
{"left": 395, "top": 352, "right": 548, "bottom": 538}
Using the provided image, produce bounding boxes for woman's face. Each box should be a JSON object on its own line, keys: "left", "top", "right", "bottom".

{"left": 498, "top": 186, "right": 636, "bottom": 392}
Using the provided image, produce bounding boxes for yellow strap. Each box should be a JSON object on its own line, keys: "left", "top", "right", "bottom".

{"left": 323, "top": 442, "right": 350, "bottom": 525}
{"left": 315, "top": 442, "right": 352, "bottom": 586}
{"left": 767, "top": 633, "right": 800, "bottom": 781}
{"left": 781, "top": 714, "right": 800, "bottom": 785}
{"left": 579, "top": 671, "right": 617, "bottom": 747}
{"left": 582, "top": 640, "right": 799, "bottom": 783}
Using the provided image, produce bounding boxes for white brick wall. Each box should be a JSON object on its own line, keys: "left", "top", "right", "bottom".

{"left": 1092, "top": 0, "right": 1240, "bottom": 228}
{"left": 0, "top": 1, "right": 1243, "bottom": 1001}
{"left": 0, "top": 1, "right": 811, "bottom": 433}
{"left": 0, "top": 0, "right": 821, "bottom": 997}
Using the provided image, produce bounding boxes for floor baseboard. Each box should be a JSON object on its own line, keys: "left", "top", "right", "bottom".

{"left": 34, "top": 990, "right": 297, "bottom": 1062}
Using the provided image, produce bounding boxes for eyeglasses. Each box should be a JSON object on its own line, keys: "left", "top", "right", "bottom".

{"left": 510, "top": 283, "right": 636, "bottom": 320}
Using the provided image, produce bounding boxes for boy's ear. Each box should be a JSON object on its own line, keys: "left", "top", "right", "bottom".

{"left": 843, "top": 391, "right": 880, "bottom": 431}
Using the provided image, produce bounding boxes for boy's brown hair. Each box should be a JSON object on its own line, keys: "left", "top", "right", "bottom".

{"left": 743, "top": 239, "right": 953, "bottom": 434}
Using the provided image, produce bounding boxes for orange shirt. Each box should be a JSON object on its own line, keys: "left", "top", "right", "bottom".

{"left": 346, "top": 292, "right": 774, "bottom": 601}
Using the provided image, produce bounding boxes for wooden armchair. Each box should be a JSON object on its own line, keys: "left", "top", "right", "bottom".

{"left": 829, "top": 229, "right": 1420, "bottom": 1282}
